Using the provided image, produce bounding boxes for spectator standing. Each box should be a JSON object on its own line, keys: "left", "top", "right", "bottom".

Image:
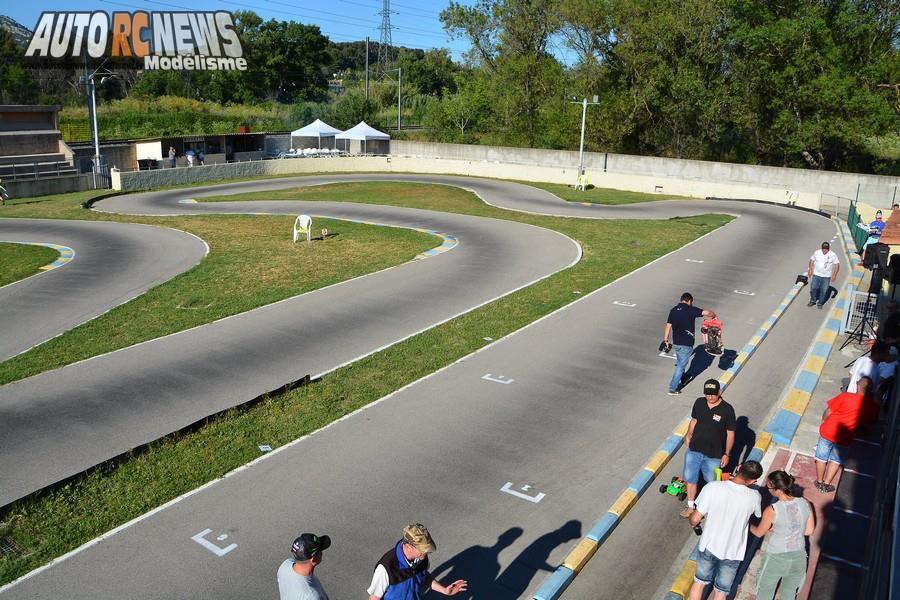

{"left": 750, "top": 471, "right": 815, "bottom": 600}
{"left": 680, "top": 379, "right": 736, "bottom": 519}
{"left": 186, "top": 150, "right": 195, "bottom": 167}
{"left": 861, "top": 210, "right": 886, "bottom": 263}
{"left": 807, "top": 242, "right": 840, "bottom": 309}
{"left": 277, "top": 533, "right": 331, "bottom": 600}
{"left": 814, "top": 377, "right": 877, "bottom": 493}
{"left": 687, "top": 461, "right": 763, "bottom": 600}
{"left": 367, "top": 524, "right": 467, "bottom": 600}
{"left": 847, "top": 342, "right": 889, "bottom": 393}
{"left": 168, "top": 146, "right": 176, "bottom": 168}
{"left": 663, "top": 292, "right": 717, "bottom": 395}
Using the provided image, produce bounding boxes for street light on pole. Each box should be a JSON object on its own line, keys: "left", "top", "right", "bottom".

{"left": 81, "top": 58, "right": 116, "bottom": 188}
{"left": 569, "top": 95, "right": 600, "bottom": 189}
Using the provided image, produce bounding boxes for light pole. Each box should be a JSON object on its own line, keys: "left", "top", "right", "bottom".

{"left": 382, "top": 67, "right": 402, "bottom": 131}
{"left": 569, "top": 95, "right": 600, "bottom": 188}
{"left": 81, "top": 59, "right": 116, "bottom": 188}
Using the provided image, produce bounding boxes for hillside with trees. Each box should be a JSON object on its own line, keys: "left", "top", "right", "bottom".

{"left": 1, "top": 1, "right": 898, "bottom": 174}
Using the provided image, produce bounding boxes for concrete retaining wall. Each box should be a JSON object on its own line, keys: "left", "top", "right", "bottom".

{"left": 4, "top": 174, "right": 94, "bottom": 198}
{"left": 110, "top": 155, "right": 822, "bottom": 210}
{"left": 392, "top": 141, "right": 900, "bottom": 206}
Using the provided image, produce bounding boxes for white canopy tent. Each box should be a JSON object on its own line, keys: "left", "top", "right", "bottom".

{"left": 290, "top": 119, "right": 343, "bottom": 150}
{"left": 334, "top": 121, "right": 391, "bottom": 155}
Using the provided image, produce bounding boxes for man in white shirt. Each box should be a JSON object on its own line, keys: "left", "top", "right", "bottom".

{"left": 807, "top": 241, "right": 840, "bottom": 309}
{"left": 688, "top": 461, "right": 763, "bottom": 600}
{"left": 848, "top": 341, "right": 890, "bottom": 393}
{"left": 277, "top": 532, "right": 331, "bottom": 600}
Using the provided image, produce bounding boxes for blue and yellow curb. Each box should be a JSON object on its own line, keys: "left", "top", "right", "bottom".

{"left": 0, "top": 242, "right": 75, "bottom": 271}
{"left": 664, "top": 218, "right": 863, "bottom": 599}
{"left": 335, "top": 218, "right": 458, "bottom": 260}
{"left": 534, "top": 277, "right": 804, "bottom": 600}
{"left": 764, "top": 218, "right": 864, "bottom": 445}
{"left": 414, "top": 232, "right": 457, "bottom": 259}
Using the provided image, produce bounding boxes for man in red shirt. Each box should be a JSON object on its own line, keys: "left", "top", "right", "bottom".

{"left": 814, "top": 377, "right": 875, "bottom": 493}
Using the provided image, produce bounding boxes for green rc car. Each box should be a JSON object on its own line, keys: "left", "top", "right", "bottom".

{"left": 659, "top": 476, "right": 688, "bottom": 502}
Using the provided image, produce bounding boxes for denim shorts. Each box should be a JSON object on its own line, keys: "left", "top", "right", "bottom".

{"left": 815, "top": 437, "right": 847, "bottom": 465}
{"left": 694, "top": 547, "right": 741, "bottom": 594}
{"left": 683, "top": 449, "right": 720, "bottom": 485}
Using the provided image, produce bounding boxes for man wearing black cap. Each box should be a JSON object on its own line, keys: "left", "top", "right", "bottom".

{"left": 679, "top": 379, "right": 736, "bottom": 519}
{"left": 277, "top": 533, "right": 331, "bottom": 600}
{"left": 807, "top": 241, "right": 839, "bottom": 309}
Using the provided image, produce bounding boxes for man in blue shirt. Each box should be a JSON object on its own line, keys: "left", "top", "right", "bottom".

{"left": 663, "top": 292, "right": 717, "bottom": 395}
{"left": 861, "top": 210, "right": 886, "bottom": 264}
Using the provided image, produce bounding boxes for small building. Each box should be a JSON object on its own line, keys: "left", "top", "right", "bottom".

{"left": 133, "top": 131, "right": 288, "bottom": 168}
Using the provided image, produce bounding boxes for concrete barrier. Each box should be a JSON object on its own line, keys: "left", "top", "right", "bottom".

{"left": 3, "top": 174, "right": 94, "bottom": 199}
{"left": 392, "top": 141, "right": 900, "bottom": 206}
{"left": 111, "top": 156, "right": 823, "bottom": 210}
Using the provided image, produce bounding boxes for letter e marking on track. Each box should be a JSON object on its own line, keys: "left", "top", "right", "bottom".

{"left": 733, "top": 290, "right": 756, "bottom": 296}
{"left": 483, "top": 374, "right": 514, "bottom": 385}
{"left": 192, "top": 529, "right": 238, "bottom": 557}
{"left": 612, "top": 300, "right": 636, "bottom": 307}
{"left": 501, "top": 482, "right": 545, "bottom": 503}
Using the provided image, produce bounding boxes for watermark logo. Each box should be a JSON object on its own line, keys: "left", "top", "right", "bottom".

{"left": 25, "top": 11, "right": 247, "bottom": 70}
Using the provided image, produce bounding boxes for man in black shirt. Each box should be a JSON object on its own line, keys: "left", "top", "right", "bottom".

{"left": 663, "top": 292, "right": 717, "bottom": 395}
{"left": 680, "top": 379, "right": 736, "bottom": 519}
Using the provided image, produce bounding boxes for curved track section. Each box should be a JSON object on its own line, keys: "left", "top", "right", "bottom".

{"left": 0, "top": 201, "right": 580, "bottom": 506}
{"left": 0, "top": 175, "right": 841, "bottom": 600}
{"left": 0, "top": 219, "right": 207, "bottom": 361}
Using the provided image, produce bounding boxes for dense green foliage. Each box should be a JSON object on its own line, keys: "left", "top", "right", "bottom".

{"left": 3, "top": 2, "right": 898, "bottom": 173}
{"left": 437, "top": 0, "right": 900, "bottom": 173}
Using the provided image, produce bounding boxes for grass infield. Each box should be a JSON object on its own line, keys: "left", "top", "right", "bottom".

{"left": 520, "top": 181, "right": 689, "bottom": 204}
{"left": 0, "top": 180, "right": 730, "bottom": 585}
{"left": 0, "top": 243, "right": 59, "bottom": 287}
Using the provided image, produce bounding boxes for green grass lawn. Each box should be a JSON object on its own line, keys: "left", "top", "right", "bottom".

{"left": 0, "top": 180, "right": 730, "bottom": 584}
{"left": 521, "top": 181, "right": 690, "bottom": 204}
{"left": 0, "top": 243, "right": 58, "bottom": 287}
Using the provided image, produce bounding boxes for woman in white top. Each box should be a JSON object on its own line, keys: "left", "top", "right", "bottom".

{"left": 750, "top": 471, "right": 816, "bottom": 600}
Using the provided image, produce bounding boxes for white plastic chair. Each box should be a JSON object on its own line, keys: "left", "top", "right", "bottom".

{"left": 293, "top": 214, "right": 312, "bottom": 243}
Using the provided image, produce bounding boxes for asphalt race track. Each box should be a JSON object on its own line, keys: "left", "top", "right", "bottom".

{"left": 0, "top": 175, "right": 841, "bottom": 599}
{"left": 0, "top": 219, "right": 207, "bottom": 361}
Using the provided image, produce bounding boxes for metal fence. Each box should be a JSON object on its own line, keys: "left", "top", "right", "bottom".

{"left": 847, "top": 201, "right": 869, "bottom": 253}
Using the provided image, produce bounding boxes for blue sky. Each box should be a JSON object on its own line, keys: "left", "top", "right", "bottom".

{"left": 6, "top": 0, "right": 474, "bottom": 59}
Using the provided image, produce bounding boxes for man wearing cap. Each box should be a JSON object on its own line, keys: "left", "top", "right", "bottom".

{"left": 680, "top": 379, "right": 736, "bottom": 519}
{"left": 367, "top": 523, "right": 467, "bottom": 600}
{"left": 807, "top": 241, "right": 840, "bottom": 309}
{"left": 277, "top": 533, "right": 331, "bottom": 600}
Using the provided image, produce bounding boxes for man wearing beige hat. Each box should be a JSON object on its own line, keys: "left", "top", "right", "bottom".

{"left": 367, "top": 523, "right": 468, "bottom": 600}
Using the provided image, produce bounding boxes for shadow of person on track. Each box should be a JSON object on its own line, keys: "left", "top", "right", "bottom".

{"left": 492, "top": 519, "right": 582, "bottom": 599}
{"left": 680, "top": 347, "right": 715, "bottom": 388}
{"left": 428, "top": 527, "right": 523, "bottom": 600}
{"left": 729, "top": 416, "right": 757, "bottom": 467}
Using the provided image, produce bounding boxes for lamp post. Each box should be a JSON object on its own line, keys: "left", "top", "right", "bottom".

{"left": 569, "top": 95, "right": 600, "bottom": 188}
{"left": 81, "top": 60, "right": 116, "bottom": 188}
{"left": 383, "top": 67, "right": 402, "bottom": 131}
